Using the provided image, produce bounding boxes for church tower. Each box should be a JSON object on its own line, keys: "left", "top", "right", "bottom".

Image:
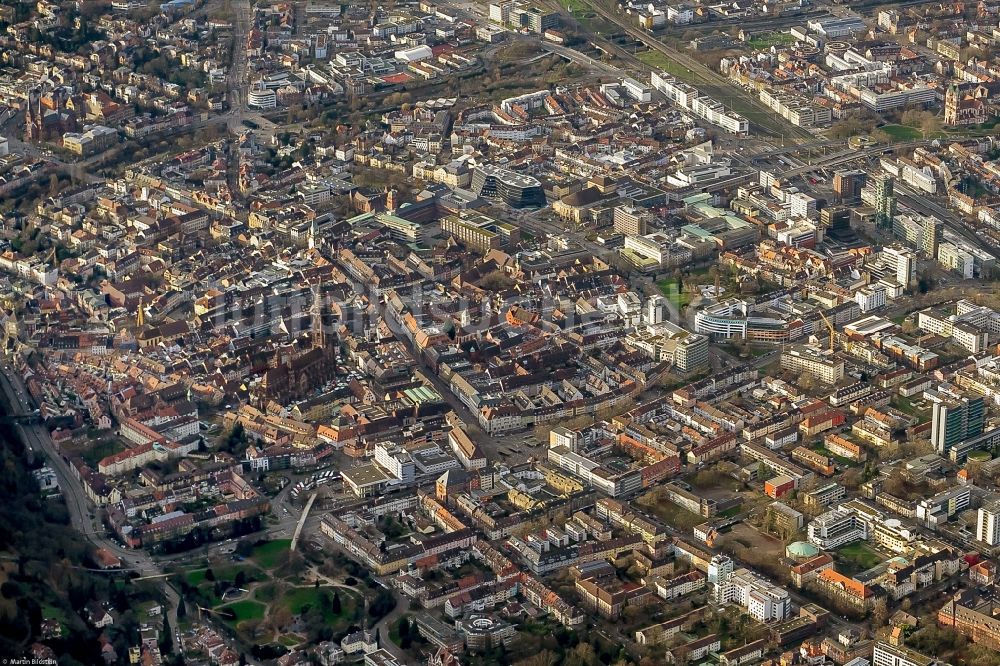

{"left": 944, "top": 84, "right": 959, "bottom": 126}
{"left": 309, "top": 284, "right": 324, "bottom": 350}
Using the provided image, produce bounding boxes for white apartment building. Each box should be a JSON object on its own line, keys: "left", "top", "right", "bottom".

{"left": 938, "top": 242, "right": 975, "bottom": 279}
{"left": 711, "top": 557, "right": 790, "bottom": 622}
{"left": 808, "top": 508, "right": 866, "bottom": 549}
{"left": 855, "top": 284, "right": 887, "bottom": 313}
{"left": 873, "top": 641, "right": 941, "bottom": 666}
{"left": 916, "top": 304, "right": 988, "bottom": 353}
{"left": 666, "top": 5, "right": 693, "bottom": 23}
{"left": 374, "top": 442, "right": 416, "bottom": 483}
{"left": 780, "top": 346, "right": 845, "bottom": 385}
{"left": 915, "top": 485, "right": 971, "bottom": 526}
{"left": 299, "top": 181, "right": 332, "bottom": 207}
{"left": 247, "top": 84, "right": 277, "bottom": 109}
{"left": 859, "top": 83, "right": 936, "bottom": 112}
{"left": 650, "top": 72, "right": 748, "bottom": 135}
{"left": 789, "top": 192, "right": 819, "bottom": 219}
{"left": 880, "top": 247, "right": 916, "bottom": 287}
{"left": 978, "top": 500, "right": 1000, "bottom": 546}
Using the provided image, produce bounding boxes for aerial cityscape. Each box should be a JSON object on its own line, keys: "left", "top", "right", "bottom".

{"left": 5, "top": 0, "right": 1000, "bottom": 664}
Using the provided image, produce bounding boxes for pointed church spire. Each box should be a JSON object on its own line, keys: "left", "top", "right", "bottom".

{"left": 310, "top": 283, "right": 324, "bottom": 350}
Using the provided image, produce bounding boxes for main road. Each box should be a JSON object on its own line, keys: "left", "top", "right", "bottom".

{"left": 225, "top": 0, "right": 254, "bottom": 131}
{"left": 539, "top": 41, "right": 629, "bottom": 77}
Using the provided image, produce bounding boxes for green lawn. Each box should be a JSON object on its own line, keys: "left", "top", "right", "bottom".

{"left": 42, "top": 605, "right": 67, "bottom": 622}
{"left": 686, "top": 469, "right": 742, "bottom": 492}
{"left": 556, "top": 0, "right": 616, "bottom": 34}
{"left": 719, "top": 342, "right": 773, "bottom": 358}
{"left": 657, "top": 278, "right": 691, "bottom": 309}
{"left": 389, "top": 613, "right": 412, "bottom": 646}
{"left": 637, "top": 50, "right": 694, "bottom": 80}
{"left": 879, "top": 125, "right": 922, "bottom": 140}
{"left": 186, "top": 569, "right": 208, "bottom": 586}
{"left": 284, "top": 587, "right": 330, "bottom": 617}
{"left": 836, "top": 541, "right": 884, "bottom": 572}
{"left": 219, "top": 600, "right": 266, "bottom": 624}
{"left": 255, "top": 582, "right": 278, "bottom": 602}
{"left": 251, "top": 540, "right": 291, "bottom": 569}
{"left": 219, "top": 564, "right": 259, "bottom": 581}
{"left": 747, "top": 32, "right": 796, "bottom": 50}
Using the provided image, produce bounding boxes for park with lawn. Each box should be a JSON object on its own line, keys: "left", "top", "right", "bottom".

{"left": 174, "top": 538, "right": 367, "bottom": 651}
{"left": 879, "top": 124, "right": 924, "bottom": 141}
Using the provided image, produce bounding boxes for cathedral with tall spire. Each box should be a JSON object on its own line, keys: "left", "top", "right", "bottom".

{"left": 310, "top": 284, "right": 324, "bottom": 351}
{"left": 252, "top": 282, "right": 337, "bottom": 405}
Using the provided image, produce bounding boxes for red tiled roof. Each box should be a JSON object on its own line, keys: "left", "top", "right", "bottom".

{"left": 381, "top": 73, "right": 413, "bottom": 84}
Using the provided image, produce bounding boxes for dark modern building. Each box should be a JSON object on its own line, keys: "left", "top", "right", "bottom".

{"left": 872, "top": 174, "right": 896, "bottom": 228}
{"left": 471, "top": 164, "right": 546, "bottom": 208}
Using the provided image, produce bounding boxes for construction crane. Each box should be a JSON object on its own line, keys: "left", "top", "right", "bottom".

{"left": 818, "top": 311, "right": 836, "bottom": 353}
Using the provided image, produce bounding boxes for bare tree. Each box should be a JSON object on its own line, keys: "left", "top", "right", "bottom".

{"left": 871, "top": 597, "right": 889, "bottom": 629}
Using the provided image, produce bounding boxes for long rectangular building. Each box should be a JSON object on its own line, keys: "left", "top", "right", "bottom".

{"left": 651, "top": 71, "right": 749, "bottom": 135}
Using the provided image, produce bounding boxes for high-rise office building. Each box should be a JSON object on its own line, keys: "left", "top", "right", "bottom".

{"left": 512, "top": 6, "right": 558, "bottom": 32}
{"left": 873, "top": 174, "right": 896, "bottom": 228}
{"left": 921, "top": 216, "right": 943, "bottom": 259}
{"left": 977, "top": 500, "right": 1000, "bottom": 545}
{"left": 833, "top": 169, "right": 867, "bottom": 202}
{"left": 892, "top": 213, "right": 942, "bottom": 259}
{"left": 930, "top": 392, "right": 985, "bottom": 454}
{"left": 645, "top": 295, "right": 669, "bottom": 325}
{"left": 881, "top": 246, "right": 916, "bottom": 288}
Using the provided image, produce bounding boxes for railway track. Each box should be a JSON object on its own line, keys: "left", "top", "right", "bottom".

{"left": 546, "top": 0, "right": 817, "bottom": 141}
